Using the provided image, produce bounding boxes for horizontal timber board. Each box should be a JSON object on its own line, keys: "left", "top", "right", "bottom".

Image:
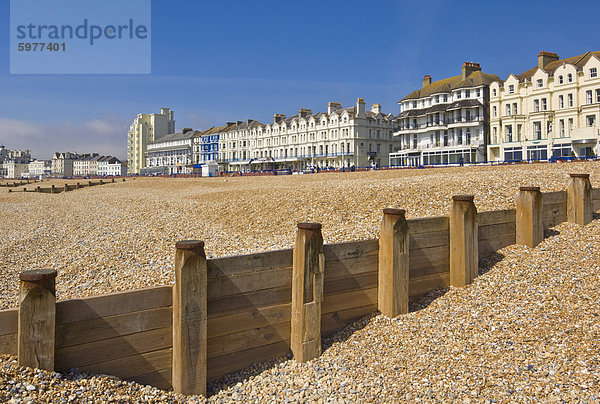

{"left": 409, "top": 272, "right": 449, "bottom": 297}
{"left": 409, "top": 230, "right": 449, "bottom": 250}
{"left": 593, "top": 199, "right": 600, "bottom": 212}
{"left": 323, "top": 239, "right": 378, "bottom": 261}
{"left": 56, "top": 286, "right": 172, "bottom": 324}
{"left": 324, "top": 271, "right": 377, "bottom": 296}
{"left": 208, "top": 266, "right": 292, "bottom": 300}
{"left": 409, "top": 245, "right": 449, "bottom": 270}
{"left": 478, "top": 222, "right": 516, "bottom": 240}
{"left": 324, "top": 253, "right": 378, "bottom": 280}
{"left": 593, "top": 188, "right": 600, "bottom": 199}
{"left": 478, "top": 209, "right": 516, "bottom": 226}
{"left": 207, "top": 321, "right": 290, "bottom": 359}
{"left": 78, "top": 348, "right": 172, "bottom": 382}
{"left": 56, "top": 306, "right": 172, "bottom": 349}
{"left": 322, "top": 287, "right": 377, "bottom": 315}
{"left": 131, "top": 367, "right": 172, "bottom": 391}
{"left": 542, "top": 191, "right": 567, "bottom": 205}
{"left": 407, "top": 216, "right": 449, "bottom": 234}
{"left": 207, "top": 340, "right": 290, "bottom": 381}
{"left": 207, "top": 249, "right": 293, "bottom": 279}
{"left": 409, "top": 259, "right": 449, "bottom": 279}
{"left": 55, "top": 326, "right": 172, "bottom": 370}
{"left": 322, "top": 304, "right": 376, "bottom": 336}
{"left": 208, "top": 285, "right": 291, "bottom": 317}
{"left": 208, "top": 303, "right": 290, "bottom": 338}
{"left": 0, "top": 333, "right": 16, "bottom": 355}
{"left": 479, "top": 234, "right": 516, "bottom": 258}
{"left": 0, "top": 308, "right": 17, "bottom": 335}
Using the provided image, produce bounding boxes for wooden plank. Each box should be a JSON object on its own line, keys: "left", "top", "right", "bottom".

{"left": 207, "top": 340, "right": 290, "bottom": 381}
{"left": 409, "top": 230, "right": 449, "bottom": 250}
{"left": 132, "top": 367, "right": 172, "bottom": 391}
{"left": 0, "top": 333, "right": 17, "bottom": 355}
{"left": 55, "top": 326, "right": 172, "bottom": 370}
{"left": 207, "top": 322, "right": 290, "bottom": 359}
{"left": 207, "top": 285, "right": 291, "bottom": 317}
{"left": 593, "top": 198, "right": 600, "bottom": 213}
{"left": 478, "top": 222, "right": 516, "bottom": 239}
{"left": 56, "top": 286, "right": 172, "bottom": 324}
{"left": 542, "top": 203, "right": 567, "bottom": 228}
{"left": 409, "top": 260, "right": 449, "bottom": 279}
{"left": 592, "top": 188, "right": 600, "bottom": 200}
{"left": 479, "top": 233, "right": 516, "bottom": 258}
{"left": 78, "top": 348, "right": 172, "bottom": 381}
{"left": 409, "top": 245, "right": 449, "bottom": 270}
{"left": 323, "top": 271, "right": 377, "bottom": 296}
{"left": 56, "top": 306, "right": 172, "bottom": 348}
{"left": 208, "top": 266, "right": 291, "bottom": 300}
{"left": 0, "top": 308, "right": 18, "bottom": 335}
{"left": 478, "top": 209, "right": 516, "bottom": 226}
{"left": 207, "top": 249, "right": 293, "bottom": 279}
{"left": 324, "top": 253, "right": 378, "bottom": 279}
{"left": 208, "top": 303, "right": 290, "bottom": 338}
{"left": 407, "top": 216, "right": 449, "bottom": 234}
{"left": 323, "top": 239, "right": 378, "bottom": 262}
{"left": 322, "top": 305, "right": 376, "bottom": 336}
{"left": 409, "top": 272, "right": 450, "bottom": 297}
{"left": 542, "top": 191, "right": 567, "bottom": 205}
{"left": 322, "top": 287, "right": 377, "bottom": 315}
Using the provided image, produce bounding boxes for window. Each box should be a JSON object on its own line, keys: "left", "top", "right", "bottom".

{"left": 505, "top": 125, "right": 513, "bottom": 142}
{"left": 476, "top": 89, "right": 481, "bottom": 97}
{"left": 588, "top": 115, "right": 596, "bottom": 127}
{"left": 568, "top": 93, "right": 574, "bottom": 107}
{"left": 542, "top": 98, "right": 547, "bottom": 111}
{"left": 492, "top": 127, "right": 497, "bottom": 144}
{"left": 533, "top": 122, "right": 542, "bottom": 140}
{"left": 591, "top": 67, "right": 598, "bottom": 78}
{"left": 508, "top": 85, "right": 515, "bottom": 94}
{"left": 587, "top": 90, "right": 593, "bottom": 104}
{"left": 517, "top": 124, "right": 522, "bottom": 141}
{"left": 513, "top": 103, "right": 518, "bottom": 115}
{"left": 465, "top": 89, "right": 471, "bottom": 98}
{"left": 559, "top": 95, "right": 564, "bottom": 108}
{"left": 597, "top": 89, "right": 600, "bottom": 103}
{"left": 568, "top": 73, "right": 573, "bottom": 83}
{"left": 456, "top": 91, "right": 462, "bottom": 99}
{"left": 559, "top": 119, "right": 565, "bottom": 137}
{"left": 537, "top": 79, "right": 543, "bottom": 88}
{"left": 492, "top": 89, "right": 497, "bottom": 97}
{"left": 568, "top": 118, "right": 573, "bottom": 133}
{"left": 493, "top": 106, "right": 497, "bottom": 117}
{"left": 558, "top": 75, "right": 564, "bottom": 84}
{"left": 534, "top": 99, "right": 540, "bottom": 112}
{"left": 506, "top": 104, "right": 511, "bottom": 116}
{"left": 443, "top": 94, "right": 448, "bottom": 102}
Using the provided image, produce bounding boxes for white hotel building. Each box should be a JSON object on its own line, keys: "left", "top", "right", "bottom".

{"left": 390, "top": 63, "right": 501, "bottom": 166}
{"left": 488, "top": 51, "right": 600, "bottom": 162}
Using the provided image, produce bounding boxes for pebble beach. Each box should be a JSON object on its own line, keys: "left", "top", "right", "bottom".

{"left": 1, "top": 161, "right": 600, "bottom": 402}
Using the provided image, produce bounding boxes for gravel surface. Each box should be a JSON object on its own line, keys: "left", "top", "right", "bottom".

{"left": 1, "top": 161, "right": 600, "bottom": 402}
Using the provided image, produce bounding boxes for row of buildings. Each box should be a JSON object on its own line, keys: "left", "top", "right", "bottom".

{"left": 127, "top": 50, "right": 600, "bottom": 174}
{"left": 0, "top": 147, "right": 126, "bottom": 178}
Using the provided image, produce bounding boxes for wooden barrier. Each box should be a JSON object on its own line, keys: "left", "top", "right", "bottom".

{"left": 0, "top": 174, "right": 597, "bottom": 396}
{"left": 567, "top": 173, "right": 593, "bottom": 225}
{"left": 8, "top": 179, "right": 124, "bottom": 194}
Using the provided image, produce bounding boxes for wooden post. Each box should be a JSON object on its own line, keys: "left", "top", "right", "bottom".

{"left": 76, "top": 182, "right": 80, "bottom": 190}
{"left": 567, "top": 173, "right": 592, "bottom": 225}
{"left": 18, "top": 269, "right": 57, "bottom": 371}
{"left": 36, "top": 186, "right": 40, "bottom": 193}
{"left": 449, "top": 195, "right": 478, "bottom": 287}
{"left": 378, "top": 208, "right": 409, "bottom": 317}
{"left": 172, "top": 240, "right": 207, "bottom": 396}
{"left": 515, "top": 186, "right": 543, "bottom": 248}
{"left": 64, "top": 184, "right": 68, "bottom": 192}
{"left": 88, "top": 181, "right": 92, "bottom": 187}
{"left": 50, "top": 185, "right": 55, "bottom": 194}
{"left": 112, "top": 178, "right": 115, "bottom": 183}
{"left": 291, "top": 222, "right": 324, "bottom": 363}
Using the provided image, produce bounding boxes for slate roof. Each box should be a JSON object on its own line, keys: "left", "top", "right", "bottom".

{"left": 401, "top": 71, "right": 501, "bottom": 101}
{"left": 516, "top": 51, "right": 600, "bottom": 81}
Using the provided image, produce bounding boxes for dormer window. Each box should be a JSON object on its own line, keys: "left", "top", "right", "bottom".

{"left": 456, "top": 91, "right": 462, "bottom": 99}
{"left": 537, "top": 79, "right": 543, "bottom": 88}
{"left": 508, "top": 85, "right": 515, "bottom": 94}
{"left": 492, "top": 89, "right": 497, "bottom": 97}
{"left": 591, "top": 67, "right": 598, "bottom": 78}
{"left": 558, "top": 75, "right": 564, "bottom": 84}
{"left": 568, "top": 73, "right": 573, "bottom": 83}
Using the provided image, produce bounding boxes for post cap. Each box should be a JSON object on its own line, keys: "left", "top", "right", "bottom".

{"left": 297, "top": 222, "right": 322, "bottom": 230}
{"left": 175, "top": 240, "right": 205, "bottom": 250}
{"left": 383, "top": 208, "right": 406, "bottom": 216}
{"left": 452, "top": 195, "right": 474, "bottom": 202}
{"left": 519, "top": 186, "right": 540, "bottom": 192}
{"left": 20, "top": 269, "right": 57, "bottom": 282}
{"left": 570, "top": 173, "right": 590, "bottom": 178}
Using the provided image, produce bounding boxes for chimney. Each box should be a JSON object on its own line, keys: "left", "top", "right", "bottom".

{"left": 328, "top": 102, "right": 342, "bottom": 114}
{"left": 160, "top": 107, "right": 170, "bottom": 115}
{"left": 182, "top": 128, "right": 193, "bottom": 134}
{"left": 273, "top": 114, "right": 286, "bottom": 124}
{"left": 371, "top": 103, "right": 382, "bottom": 114}
{"left": 299, "top": 108, "right": 312, "bottom": 118}
{"left": 246, "top": 119, "right": 255, "bottom": 125}
{"left": 461, "top": 62, "right": 481, "bottom": 80}
{"left": 422, "top": 75, "right": 432, "bottom": 88}
{"left": 356, "top": 98, "right": 365, "bottom": 117}
{"left": 538, "top": 51, "right": 559, "bottom": 69}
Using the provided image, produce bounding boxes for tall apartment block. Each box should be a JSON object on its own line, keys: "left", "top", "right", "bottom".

{"left": 127, "top": 108, "right": 175, "bottom": 174}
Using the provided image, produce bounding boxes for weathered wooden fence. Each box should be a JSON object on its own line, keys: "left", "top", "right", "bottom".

{"left": 7, "top": 178, "right": 125, "bottom": 194}
{"left": 0, "top": 173, "right": 598, "bottom": 396}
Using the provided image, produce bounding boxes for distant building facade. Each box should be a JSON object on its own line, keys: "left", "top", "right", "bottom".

{"left": 127, "top": 108, "right": 175, "bottom": 174}
{"left": 143, "top": 128, "right": 198, "bottom": 175}
{"left": 98, "top": 157, "right": 127, "bottom": 176}
{"left": 390, "top": 63, "right": 501, "bottom": 166}
{"left": 488, "top": 51, "right": 600, "bottom": 162}
{"left": 51, "top": 152, "right": 81, "bottom": 177}
{"left": 28, "top": 160, "right": 52, "bottom": 177}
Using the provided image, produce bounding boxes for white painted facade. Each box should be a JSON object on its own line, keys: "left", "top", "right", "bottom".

{"left": 127, "top": 108, "right": 175, "bottom": 174}
{"left": 144, "top": 130, "right": 197, "bottom": 175}
{"left": 28, "top": 160, "right": 52, "bottom": 176}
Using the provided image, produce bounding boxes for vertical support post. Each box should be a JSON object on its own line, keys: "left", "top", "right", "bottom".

{"left": 112, "top": 178, "right": 115, "bottom": 183}
{"left": 64, "top": 184, "right": 68, "bottom": 193}
{"left": 291, "top": 222, "right": 324, "bottom": 363}
{"left": 50, "top": 185, "right": 55, "bottom": 194}
{"left": 172, "top": 240, "right": 207, "bottom": 396}
{"left": 378, "top": 208, "right": 409, "bottom": 317}
{"left": 36, "top": 186, "right": 40, "bottom": 193}
{"left": 76, "top": 182, "right": 80, "bottom": 190}
{"left": 567, "top": 173, "right": 592, "bottom": 225}
{"left": 18, "top": 269, "right": 57, "bottom": 371}
{"left": 449, "top": 195, "right": 478, "bottom": 287}
{"left": 88, "top": 181, "right": 92, "bottom": 187}
{"left": 516, "top": 186, "right": 543, "bottom": 248}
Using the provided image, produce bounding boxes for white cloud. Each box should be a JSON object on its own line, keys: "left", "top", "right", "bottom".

{"left": 0, "top": 115, "right": 129, "bottom": 160}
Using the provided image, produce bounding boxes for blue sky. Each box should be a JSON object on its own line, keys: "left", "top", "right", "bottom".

{"left": 0, "top": 0, "right": 599, "bottom": 159}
